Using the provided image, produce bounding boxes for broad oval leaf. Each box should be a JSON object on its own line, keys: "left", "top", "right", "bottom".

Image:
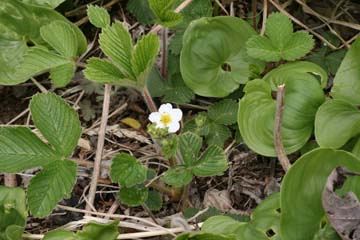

{"left": 180, "top": 16, "right": 263, "bottom": 97}
{"left": 21, "top": 0, "right": 66, "bottom": 9}
{"left": 280, "top": 148, "right": 360, "bottom": 240}
{"left": 77, "top": 221, "right": 119, "bottom": 240}
{"left": 315, "top": 99, "right": 360, "bottom": 149}
{"left": 119, "top": 185, "right": 148, "bottom": 207}
{"left": 30, "top": 93, "right": 82, "bottom": 157}
{"left": 28, "top": 160, "right": 77, "bottom": 218}
{"left": 43, "top": 230, "right": 77, "bottom": 240}
{"left": 162, "top": 166, "right": 193, "bottom": 187}
{"left": 0, "top": 127, "right": 59, "bottom": 173}
{"left": 192, "top": 145, "right": 228, "bottom": 177}
{"left": 87, "top": 5, "right": 111, "bottom": 28}
{"left": 0, "top": 187, "right": 27, "bottom": 240}
{"left": 238, "top": 62, "right": 326, "bottom": 156}
{"left": 331, "top": 38, "right": 360, "bottom": 105}
{"left": 110, "top": 153, "right": 147, "bottom": 188}
{"left": 50, "top": 62, "right": 76, "bottom": 87}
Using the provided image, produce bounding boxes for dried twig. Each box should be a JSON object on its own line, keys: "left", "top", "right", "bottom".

{"left": 260, "top": 0, "right": 268, "bottom": 35}
{"left": 274, "top": 84, "right": 291, "bottom": 172}
{"left": 85, "top": 84, "right": 112, "bottom": 213}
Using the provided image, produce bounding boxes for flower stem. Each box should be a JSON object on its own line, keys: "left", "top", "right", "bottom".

{"left": 142, "top": 87, "right": 157, "bottom": 112}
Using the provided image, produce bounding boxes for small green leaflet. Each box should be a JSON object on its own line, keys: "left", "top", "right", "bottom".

{"left": 119, "top": 185, "right": 149, "bottom": 207}
{"left": 148, "top": 0, "right": 182, "bottom": 27}
{"left": 246, "top": 12, "right": 314, "bottom": 62}
{"left": 87, "top": 5, "right": 111, "bottom": 28}
{"left": 126, "top": 0, "right": 155, "bottom": 25}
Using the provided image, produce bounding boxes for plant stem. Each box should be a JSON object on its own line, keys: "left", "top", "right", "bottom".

{"left": 85, "top": 84, "right": 112, "bottom": 213}
{"left": 142, "top": 87, "right": 157, "bottom": 112}
{"left": 274, "top": 84, "right": 291, "bottom": 172}
{"left": 4, "top": 174, "right": 16, "bottom": 187}
{"left": 161, "top": 28, "right": 168, "bottom": 80}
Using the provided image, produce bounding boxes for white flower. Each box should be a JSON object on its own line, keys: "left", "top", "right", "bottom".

{"left": 149, "top": 103, "right": 183, "bottom": 133}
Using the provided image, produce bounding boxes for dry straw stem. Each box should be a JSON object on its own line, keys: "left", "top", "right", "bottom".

{"left": 274, "top": 84, "right": 291, "bottom": 172}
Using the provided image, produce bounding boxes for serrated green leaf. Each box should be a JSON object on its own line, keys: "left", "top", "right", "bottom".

{"left": 208, "top": 99, "right": 238, "bottom": 125}
{"left": 126, "top": 0, "right": 155, "bottom": 25}
{"left": 192, "top": 145, "right": 228, "bottom": 177}
{"left": 280, "top": 148, "right": 360, "bottom": 240}
{"left": 161, "top": 136, "right": 178, "bottom": 159}
{"left": 169, "top": 31, "right": 184, "bottom": 55}
{"left": 173, "top": 0, "right": 213, "bottom": 29}
{"left": 119, "top": 185, "right": 148, "bottom": 207}
{"left": 307, "top": 46, "right": 346, "bottom": 75}
{"left": 30, "top": 93, "right": 82, "bottom": 157}
{"left": 87, "top": 5, "right": 111, "bottom": 28}
{"left": 50, "top": 62, "right": 76, "bottom": 87}
{"left": 0, "top": 187, "right": 27, "bottom": 240}
{"left": 28, "top": 160, "right": 77, "bottom": 218}
{"left": 282, "top": 31, "right": 315, "bottom": 61}
{"left": 162, "top": 166, "right": 193, "bottom": 187}
{"left": 181, "top": 16, "right": 263, "bottom": 97}
{"left": 246, "top": 36, "right": 281, "bottom": 62}
{"left": 83, "top": 57, "right": 135, "bottom": 86}
{"left": 77, "top": 221, "right": 119, "bottom": 240}
{"left": 315, "top": 99, "right": 360, "bottom": 149}
{"left": 99, "top": 21, "right": 134, "bottom": 78}
{"left": 238, "top": 62, "right": 326, "bottom": 156}
{"left": 131, "top": 34, "right": 160, "bottom": 86}
{"left": 43, "top": 230, "right": 77, "bottom": 240}
{"left": 331, "top": 38, "right": 360, "bottom": 105}
{"left": 0, "top": 127, "right": 59, "bottom": 173}
{"left": 110, "top": 153, "right": 147, "bottom": 188}
{"left": 205, "top": 123, "right": 231, "bottom": 147}
{"left": 40, "top": 21, "right": 78, "bottom": 58}
{"left": 266, "top": 12, "right": 292, "bottom": 49}
{"left": 145, "top": 190, "right": 163, "bottom": 211}
{"left": 21, "top": 0, "right": 65, "bottom": 8}
{"left": 163, "top": 74, "right": 194, "bottom": 104}
{"left": 148, "top": 0, "right": 182, "bottom": 27}
{"left": 175, "top": 232, "right": 236, "bottom": 240}
{"left": 179, "top": 132, "right": 202, "bottom": 166}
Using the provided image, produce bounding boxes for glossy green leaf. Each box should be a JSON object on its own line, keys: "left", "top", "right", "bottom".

{"left": 145, "top": 191, "right": 163, "bottom": 211}
{"left": 119, "top": 185, "right": 148, "bottom": 207}
{"left": 50, "top": 62, "right": 76, "bottom": 87}
{"left": 43, "top": 230, "right": 77, "bottom": 240}
{"left": 131, "top": 34, "right": 160, "bottom": 86}
{"left": 331, "top": 37, "right": 360, "bottom": 105}
{"left": 21, "top": 0, "right": 66, "bottom": 8}
{"left": 30, "top": 93, "right": 82, "bottom": 157}
{"left": 126, "top": 0, "right": 155, "bottom": 25}
{"left": 87, "top": 5, "right": 111, "bottom": 28}
{"left": 238, "top": 62, "right": 326, "bottom": 156}
{"left": 28, "top": 160, "right": 77, "bottom": 218}
{"left": 162, "top": 166, "right": 193, "bottom": 187}
{"left": 280, "top": 148, "right": 360, "bottom": 240}
{"left": 77, "top": 221, "right": 119, "bottom": 240}
{"left": 110, "top": 153, "right": 147, "bottom": 188}
{"left": 0, "top": 187, "right": 27, "bottom": 240}
{"left": 40, "top": 21, "right": 78, "bottom": 58}
{"left": 315, "top": 99, "right": 360, "bottom": 148}
{"left": 208, "top": 99, "right": 238, "bottom": 125}
{"left": 180, "top": 16, "right": 263, "bottom": 97}
{"left": 179, "top": 132, "right": 202, "bottom": 166}
{"left": 148, "top": 0, "right": 182, "bottom": 27}
{"left": 246, "top": 13, "right": 314, "bottom": 62}
{"left": 0, "top": 127, "right": 59, "bottom": 173}
{"left": 192, "top": 145, "right": 228, "bottom": 177}
{"left": 99, "top": 21, "right": 134, "bottom": 79}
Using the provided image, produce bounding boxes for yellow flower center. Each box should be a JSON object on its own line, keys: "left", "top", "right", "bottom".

{"left": 160, "top": 113, "right": 172, "bottom": 126}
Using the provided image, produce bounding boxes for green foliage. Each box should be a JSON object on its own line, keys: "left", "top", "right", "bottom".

{"left": 20, "top": 0, "right": 66, "bottom": 8}
{"left": 87, "top": 5, "right": 111, "bottom": 28}
{"left": 280, "top": 148, "right": 360, "bottom": 240}
{"left": 43, "top": 221, "right": 119, "bottom": 240}
{"left": 84, "top": 15, "right": 160, "bottom": 90}
{"left": 175, "top": 232, "right": 235, "bottom": 240}
{"left": 119, "top": 185, "right": 149, "bottom": 207}
{"left": 0, "top": 187, "right": 27, "bottom": 240}
{"left": 0, "top": 93, "right": 81, "bottom": 218}
{"left": 145, "top": 191, "right": 163, "bottom": 211}
{"left": 148, "top": 0, "right": 182, "bottom": 27}
{"left": 180, "top": 16, "right": 264, "bottom": 97}
{"left": 307, "top": 46, "right": 346, "bottom": 75}
{"left": 238, "top": 62, "right": 326, "bottom": 156}
{"left": 208, "top": 99, "right": 238, "bottom": 125}
{"left": 246, "top": 13, "right": 314, "bottom": 62}
{"left": 162, "top": 133, "right": 228, "bottom": 187}
{"left": 0, "top": 0, "right": 86, "bottom": 86}
{"left": 110, "top": 153, "right": 147, "bottom": 188}
{"left": 126, "top": 0, "right": 155, "bottom": 25}
{"left": 330, "top": 38, "right": 360, "bottom": 105}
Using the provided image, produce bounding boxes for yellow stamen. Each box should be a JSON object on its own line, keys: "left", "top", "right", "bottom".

{"left": 160, "top": 113, "right": 172, "bottom": 126}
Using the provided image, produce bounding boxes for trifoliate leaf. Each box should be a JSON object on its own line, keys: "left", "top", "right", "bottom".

{"left": 77, "top": 221, "right": 119, "bottom": 240}
{"left": 246, "top": 13, "right": 314, "bottom": 62}
{"left": 119, "top": 185, "right": 148, "bottom": 207}
{"left": 40, "top": 21, "right": 78, "bottom": 58}
{"left": 162, "top": 74, "right": 194, "bottom": 104}
{"left": 87, "top": 5, "right": 111, "bottom": 28}
{"left": 148, "top": 0, "right": 182, "bottom": 27}
{"left": 191, "top": 145, "right": 228, "bottom": 176}
{"left": 179, "top": 132, "right": 202, "bottom": 166}
{"left": 110, "top": 153, "right": 147, "bottom": 188}
{"left": 99, "top": 21, "right": 134, "bottom": 78}
{"left": 162, "top": 166, "right": 193, "bottom": 187}
{"left": 30, "top": 93, "right": 82, "bottom": 157}
{"left": 126, "top": 0, "right": 155, "bottom": 25}
{"left": 0, "top": 127, "right": 59, "bottom": 173}
{"left": 145, "top": 191, "right": 163, "bottom": 211}
{"left": 28, "top": 160, "right": 77, "bottom": 218}
{"left": 208, "top": 99, "right": 238, "bottom": 125}
{"left": 205, "top": 123, "right": 231, "bottom": 147}
{"left": 50, "top": 62, "right": 76, "bottom": 87}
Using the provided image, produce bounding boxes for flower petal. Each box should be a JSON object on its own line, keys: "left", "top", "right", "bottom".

{"left": 170, "top": 108, "right": 183, "bottom": 122}
{"left": 159, "top": 103, "right": 173, "bottom": 114}
{"left": 149, "top": 112, "right": 161, "bottom": 123}
{"left": 168, "top": 121, "right": 180, "bottom": 133}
